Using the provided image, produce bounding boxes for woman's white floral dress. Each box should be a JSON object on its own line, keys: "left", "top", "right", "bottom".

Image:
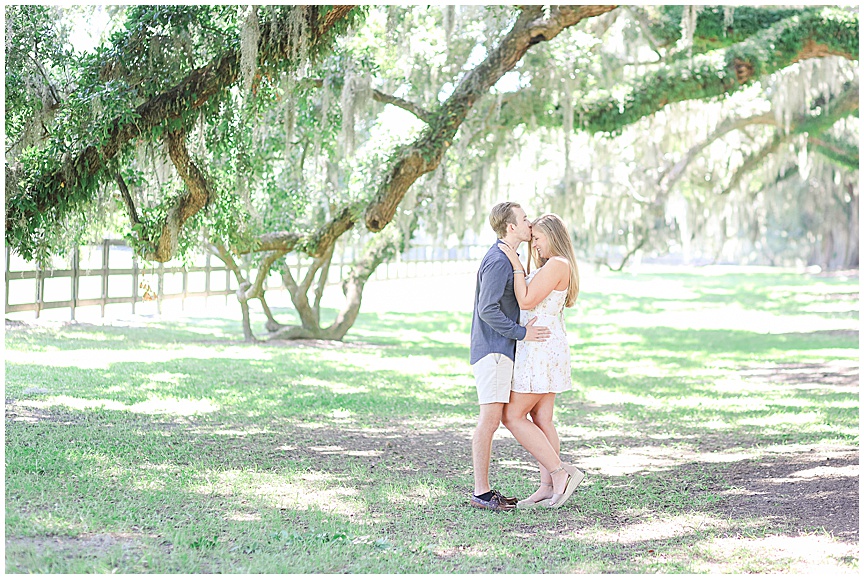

{"left": 512, "top": 269, "right": 571, "bottom": 394}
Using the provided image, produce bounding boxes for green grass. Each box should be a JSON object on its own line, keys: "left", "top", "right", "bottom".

{"left": 5, "top": 268, "right": 859, "bottom": 573}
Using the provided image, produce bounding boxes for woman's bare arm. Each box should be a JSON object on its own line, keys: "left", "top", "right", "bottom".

{"left": 498, "top": 243, "right": 569, "bottom": 310}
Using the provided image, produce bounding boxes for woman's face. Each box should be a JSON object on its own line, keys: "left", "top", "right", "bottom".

{"left": 532, "top": 228, "right": 551, "bottom": 259}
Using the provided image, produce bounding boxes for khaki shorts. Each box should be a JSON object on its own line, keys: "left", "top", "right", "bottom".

{"left": 472, "top": 353, "right": 514, "bottom": 404}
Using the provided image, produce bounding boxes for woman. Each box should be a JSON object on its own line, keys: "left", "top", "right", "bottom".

{"left": 498, "top": 213, "right": 584, "bottom": 509}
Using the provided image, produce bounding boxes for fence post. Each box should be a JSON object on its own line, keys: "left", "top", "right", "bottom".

{"left": 182, "top": 264, "right": 188, "bottom": 311}
{"left": 5, "top": 247, "right": 10, "bottom": 317}
{"left": 131, "top": 254, "right": 138, "bottom": 315}
{"left": 100, "top": 239, "right": 109, "bottom": 317}
{"left": 224, "top": 260, "right": 230, "bottom": 306}
{"left": 71, "top": 247, "right": 79, "bottom": 321}
{"left": 204, "top": 252, "right": 211, "bottom": 307}
{"left": 157, "top": 261, "right": 164, "bottom": 316}
{"left": 35, "top": 261, "right": 43, "bottom": 319}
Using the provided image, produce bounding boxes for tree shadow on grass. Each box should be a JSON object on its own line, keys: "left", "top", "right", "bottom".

{"left": 5, "top": 358, "right": 472, "bottom": 426}
{"left": 3, "top": 308, "right": 472, "bottom": 352}
{"left": 576, "top": 325, "right": 857, "bottom": 357}
{"left": 6, "top": 303, "right": 856, "bottom": 360}
{"left": 6, "top": 400, "right": 858, "bottom": 573}
{"left": 5, "top": 270, "right": 858, "bottom": 571}
{"left": 8, "top": 347, "right": 855, "bottom": 458}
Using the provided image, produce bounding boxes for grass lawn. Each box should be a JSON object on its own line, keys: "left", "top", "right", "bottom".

{"left": 4, "top": 266, "right": 859, "bottom": 573}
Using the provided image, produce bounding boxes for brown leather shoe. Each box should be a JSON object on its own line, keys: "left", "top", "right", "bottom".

{"left": 470, "top": 490, "right": 516, "bottom": 511}
{"left": 493, "top": 490, "right": 519, "bottom": 505}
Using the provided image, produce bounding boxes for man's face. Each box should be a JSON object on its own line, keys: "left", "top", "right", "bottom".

{"left": 510, "top": 207, "right": 532, "bottom": 243}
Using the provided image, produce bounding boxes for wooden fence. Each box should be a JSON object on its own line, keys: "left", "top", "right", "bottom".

{"left": 5, "top": 240, "right": 485, "bottom": 319}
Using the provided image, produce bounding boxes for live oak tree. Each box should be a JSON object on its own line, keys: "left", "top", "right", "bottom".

{"left": 454, "top": 5, "right": 858, "bottom": 269}
{"left": 5, "top": 5, "right": 617, "bottom": 340}
{"left": 5, "top": 5, "right": 859, "bottom": 340}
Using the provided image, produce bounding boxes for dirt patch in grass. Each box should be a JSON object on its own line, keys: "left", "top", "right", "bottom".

{"left": 4, "top": 532, "right": 152, "bottom": 572}
{"left": 179, "top": 408, "right": 858, "bottom": 556}
{"left": 5, "top": 532, "right": 145, "bottom": 553}
{"left": 6, "top": 353, "right": 858, "bottom": 572}
{"left": 275, "top": 424, "right": 859, "bottom": 538}
{"left": 5, "top": 402, "right": 85, "bottom": 425}
{"left": 713, "top": 449, "right": 858, "bottom": 541}
{"left": 263, "top": 337, "right": 400, "bottom": 350}
{"left": 252, "top": 358, "right": 860, "bottom": 549}
{"left": 739, "top": 360, "right": 859, "bottom": 387}
{"left": 702, "top": 360, "right": 859, "bottom": 542}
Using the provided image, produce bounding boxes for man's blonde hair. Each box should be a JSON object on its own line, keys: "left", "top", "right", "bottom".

{"left": 489, "top": 202, "right": 521, "bottom": 239}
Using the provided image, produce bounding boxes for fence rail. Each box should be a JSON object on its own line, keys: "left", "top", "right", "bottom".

{"left": 5, "top": 240, "right": 486, "bottom": 319}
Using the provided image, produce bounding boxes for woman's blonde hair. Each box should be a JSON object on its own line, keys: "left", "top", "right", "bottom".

{"left": 527, "top": 213, "right": 580, "bottom": 307}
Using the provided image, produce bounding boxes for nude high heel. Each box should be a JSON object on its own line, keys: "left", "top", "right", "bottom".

{"left": 545, "top": 463, "right": 585, "bottom": 509}
{"left": 516, "top": 482, "right": 553, "bottom": 509}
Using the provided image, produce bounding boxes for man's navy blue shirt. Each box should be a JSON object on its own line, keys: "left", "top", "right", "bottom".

{"left": 469, "top": 243, "right": 527, "bottom": 365}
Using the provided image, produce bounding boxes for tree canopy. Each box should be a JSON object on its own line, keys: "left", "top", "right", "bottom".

{"left": 5, "top": 4, "right": 859, "bottom": 339}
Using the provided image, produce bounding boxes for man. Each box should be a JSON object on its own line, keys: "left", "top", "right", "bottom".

{"left": 469, "top": 201, "right": 551, "bottom": 511}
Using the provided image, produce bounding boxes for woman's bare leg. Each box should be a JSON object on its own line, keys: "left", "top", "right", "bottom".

{"left": 531, "top": 393, "right": 560, "bottom": 467}
{"left": 502, "top": 392, "right": 569, "bottom": 495}
{"left": 513, "top": 394, "right": 559, "bottom": 503}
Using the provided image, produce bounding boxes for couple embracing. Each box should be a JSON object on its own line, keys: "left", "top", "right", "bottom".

{"left": 469, "top": 202, "right": 585, "bottom": 511}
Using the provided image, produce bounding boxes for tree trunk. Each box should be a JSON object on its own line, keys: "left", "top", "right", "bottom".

{"left": 269, "top": 223, "right": 406, "bottom": 341}
{"left": 207, "top": 241, "right": 267, "bottom": 342}
{"left": 261, "top": 296, "right": 284, "bottom": 333}
{"left": 151, "top": 130, "right": 214, "bottom": 261}
{"left": 236, "top": 284, "right": 257, "bottom": 343}
{"left": 280, "top": 246, "right": 335, "bottom": 332}
{"left": 842, "top": 184, "right": 859, "bottom": 269}
{"left": 603, "top": 227, "right": 650, "bottom": 271}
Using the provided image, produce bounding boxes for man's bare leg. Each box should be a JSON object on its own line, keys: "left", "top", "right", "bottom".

{"left": 472, "top": 402, "right": 504, "bottom": 495}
